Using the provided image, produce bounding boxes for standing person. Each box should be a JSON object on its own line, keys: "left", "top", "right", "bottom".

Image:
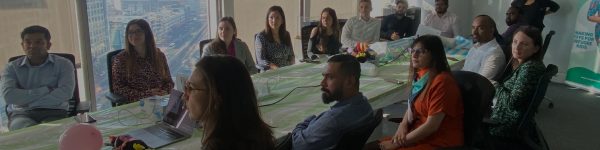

{"left": 380, "top": 35, "right": 463, "bottom": 150}
{"left": 423, "top": 0, "right": 459, "bottom": 38}
{"left": 340, "top": 0, "right": 382, "bottom": 48}
{"left": 511, "top": 0, "right": 560, "bottom": 30}
{"left": 184, "top": 55, "right": 275, "bottom": 150}
{"left": 255, "top": 6, "right": 295, "bottom": 71}
{"left": 381, "top": 0, "right": 415, "bottom": 41}
{"left": 503, "top": 6, "right": 526, "bottom": 44}
{"left": 1, "top": 25, "right": 75, "bottom": 130}
{"left": 202, "top": 17, "right": 258, "bottom": 74}
{"left": 307, "top": 7, "right": 342, "bottom": 59}
{"left": 111, "top": 19, "right": 174, "bottom": 103}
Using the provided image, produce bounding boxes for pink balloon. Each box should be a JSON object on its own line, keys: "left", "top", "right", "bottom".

{"left": 59, "top": 124, "right": 103, "bottom": 150}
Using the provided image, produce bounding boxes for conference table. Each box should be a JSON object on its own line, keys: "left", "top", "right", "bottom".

{"left": 0, "top": 37, "right": 471, "bottom": 150}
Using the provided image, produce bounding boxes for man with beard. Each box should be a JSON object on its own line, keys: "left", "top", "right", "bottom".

{"left": 423, "top": 0, "right": 459, "bottom": 38}
{"left": 463, "top": 15, "right": 506, "bottom": 85}
{"left": 502, "top": 6, "right": 526, "bottom": 45}
{"left": 380, "top": 0, "right": 415, "bottom": 41}
{"left": 291, "top": 54, "right": 374, "bottom": 149}
{"left": 1, "top": 25, "right": 75, "bottom": 130}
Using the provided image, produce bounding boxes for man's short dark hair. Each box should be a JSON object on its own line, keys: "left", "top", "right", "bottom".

{"left": 328, "top": 54, "right": 361, "bottom": 86}
{"left": 396, "top": 0, "right": 407, "bottom": 5}
{"left": 435, "top": 0, "right": 448, "bottom": 5}
{"left": 21, "top": 25, "right": 51, "bottom": 41}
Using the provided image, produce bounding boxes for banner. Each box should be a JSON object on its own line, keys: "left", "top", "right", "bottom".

{"left": 567, "top": 0, "right": 600, "bottom": 93}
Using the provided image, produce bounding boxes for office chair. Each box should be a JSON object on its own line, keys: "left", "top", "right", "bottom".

{"left": 541, "top": 31, "right": 556, "bottom": 109}
{"left": 334, "top": 109, "right": 383, "bottom": 150}
{"left": 452, "top": 71, "right": 495, "bottom": 148}
{"left": 198, "top": 38, "right": 213, "bottom": 57}
{"left": 5, "top": 53, "right": 80, "bottom": 117}
{"left": 516, "top": 64, "right": 557, "bottom": 150}
{"left": 105, "top": 49, "right": 126, "bottom": 107}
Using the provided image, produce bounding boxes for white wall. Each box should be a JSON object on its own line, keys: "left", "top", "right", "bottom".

{"left": 472, "top": 0, "right": 574, "bottom": 82}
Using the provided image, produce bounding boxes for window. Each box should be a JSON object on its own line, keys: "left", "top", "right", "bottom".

{"left": 86, "top": 0, "right": 209, "bottom": 111}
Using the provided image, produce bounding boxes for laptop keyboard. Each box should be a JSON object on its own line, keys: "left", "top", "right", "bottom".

{"left": 146, "top": 126, "right": 185, "bottom": 140}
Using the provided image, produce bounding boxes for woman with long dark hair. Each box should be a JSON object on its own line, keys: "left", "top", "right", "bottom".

{"left": 255, "top": 5, "right": 295, "bottom": 71}
{"left": 380, "top": 35, "right": 463, "bottom": 150}
{"left": 184, "top": 55, "right": 275, "bottom": 150}
{"left": 112, "top": 19, "right": 173, "bottom": 102}
{"left": 202, "top": 17, "right": 257, "bottom": 74}
{"left": 306, "top": 7, "right": 342, "bottom": 59}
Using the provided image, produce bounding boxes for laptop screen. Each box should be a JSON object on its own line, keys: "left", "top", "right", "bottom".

{"left": 162, "top": 89, "right": 195, "bottom": 133}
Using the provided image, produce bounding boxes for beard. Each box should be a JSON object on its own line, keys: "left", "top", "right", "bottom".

{"left": 321, "top": 88, "right": 343, "bottom": 104}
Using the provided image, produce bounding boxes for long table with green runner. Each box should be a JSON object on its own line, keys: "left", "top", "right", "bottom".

{"left": 0, "top": 37, "right": 470, "bottom": 149}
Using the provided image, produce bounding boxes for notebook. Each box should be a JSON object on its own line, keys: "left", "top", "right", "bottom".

{"left": 126, "top": 89, "right": 196, "bottom": 148}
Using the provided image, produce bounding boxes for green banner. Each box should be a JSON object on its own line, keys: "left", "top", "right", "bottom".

{"left": 567, "top": 0, "right": 600, "bottom": 93}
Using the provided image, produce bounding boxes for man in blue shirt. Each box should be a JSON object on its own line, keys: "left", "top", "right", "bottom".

{"left": 291, "top": 54, "right": 374, "bottom": 149}
{"left": 1, "top": 25, "right": 75, "bottom": 131}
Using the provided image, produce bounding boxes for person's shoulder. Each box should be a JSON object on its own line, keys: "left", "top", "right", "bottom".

{"left": 235, "top": 38, "right": 248, "bottom": 46}
{"left": 50, "top": 54, "right": 72, "bottom": 64}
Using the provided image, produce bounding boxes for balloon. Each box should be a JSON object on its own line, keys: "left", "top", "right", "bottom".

{"left": 59, "top": 123, "right": 103, "bottom": 150}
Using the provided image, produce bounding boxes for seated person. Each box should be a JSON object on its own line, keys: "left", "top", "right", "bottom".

{"left": 423, "top": 0, "right": 458, "bottom": 38}
{"left": 202, "top": 17, "right": 258, "bottom": 74}
{"left": 291, "top": 54, "right": 375, "bottom": 149}
{"left": 488, "top": 26, "right": 546, "bottom": 148}
{"left": 255, "top": 6, "right": 295, "bottom": 71}
{"left": 112, "top": 19, "right": 174, "bottom": 103}
{"left": 380, "top": 35, "right": 463, "bottom": 150}
{"left": 184, "top": 55, "right": 275, "bottom": 150}
{"left": 307, "top": 7, "right": 342, "bottom": 59}
{"left": 463, "top": 15, "right": 506, "bottom": 85}
{"left": 1, "top": 25, "right": 75, "bottom": 130}
{"left": 380, "top": 0, "right": 415, "bottom": 41}
{"left": 341, "top": 0, "right": 382, "bottom": 48}
{"left": 502, "top": 6, "right": 526, "bottom": 46}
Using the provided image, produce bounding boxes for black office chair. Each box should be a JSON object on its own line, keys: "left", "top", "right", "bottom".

{"left": 105, "top": 49, "right": 126, "bottom": 107}
{"left": 540, "top": 31, "right": 556, "bottom": 108}
{"left": 515, "top": 64, "right": 557, "bottom": 150}
{"left": 333, "top": 109, "right": 383, "bottom": 150}
{"left": 446, "top": 71, "right": 495, "bottom": 149}
{"left": 5, "top": 53, "right": 80, "bottom": 117}
{"left": 198, "top": 38, "right": 213, "bottom": 57}
{"left": 406, "top": 7, "right": 421, "bottom": 37}
{"left": 301, "top": 23, "right": 318, "bottom": 60}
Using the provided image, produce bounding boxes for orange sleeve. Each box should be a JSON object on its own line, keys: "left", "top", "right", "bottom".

{"left": 426, "top": 73, "right": 462, "bottom": 118}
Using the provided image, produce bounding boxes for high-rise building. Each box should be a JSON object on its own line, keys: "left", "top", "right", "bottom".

{"left": 87, "top": 0, "right": 110, "bottom": 57}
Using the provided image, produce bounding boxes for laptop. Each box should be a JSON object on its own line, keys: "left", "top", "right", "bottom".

{"left": 127, "top": 89, "right": 196, "bottom": 148}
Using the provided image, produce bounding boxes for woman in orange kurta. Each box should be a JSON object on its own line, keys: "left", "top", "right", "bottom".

{"left": 380, "top": 35, "right": 464, "bottom": 150}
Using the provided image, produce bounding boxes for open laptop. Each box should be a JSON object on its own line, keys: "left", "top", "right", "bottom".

{"left": 127, "top": 89, "right": 196, "bottom": 148}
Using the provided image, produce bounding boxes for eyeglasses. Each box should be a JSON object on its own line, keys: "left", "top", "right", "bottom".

{"left": 185, "top": 81, "right": 206, "bottom": 92}
{"left": 407, "top": 48, "right": 429, "bottom": 55}
{"left": 127, "top": 29, "right": 144, "bottom": 36}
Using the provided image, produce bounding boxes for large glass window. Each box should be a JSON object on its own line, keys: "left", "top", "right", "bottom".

{"left": 86, "top": 0, "right": 209, "bottom": 110}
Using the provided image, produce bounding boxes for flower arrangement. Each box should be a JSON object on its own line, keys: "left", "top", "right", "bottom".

{"left": 348, "top": 42, "right": 376, "bottom": 63}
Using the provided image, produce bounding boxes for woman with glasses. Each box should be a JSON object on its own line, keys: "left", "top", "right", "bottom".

{"left": 380, "top": 35, "right": 463, "bottom": 150}
{"left": 111, "top": 19, "right": 174, "bottom": 103}
{"left": 183, "top": 55, "right": 275, "bottom": 150}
